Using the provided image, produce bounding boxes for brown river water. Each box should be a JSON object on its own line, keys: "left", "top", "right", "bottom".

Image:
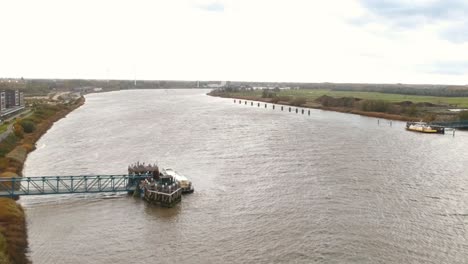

{"left": 21, "top": 89, "right": 468, "bottom": 263}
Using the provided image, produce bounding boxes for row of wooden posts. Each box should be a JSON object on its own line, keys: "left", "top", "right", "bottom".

{"left": 234, "top": 99, "right": 311, "bottom": 116}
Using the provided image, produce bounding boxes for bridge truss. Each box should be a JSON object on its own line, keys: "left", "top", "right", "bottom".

{"left": 0, "top": 174, "right": 149, "bottom": 197}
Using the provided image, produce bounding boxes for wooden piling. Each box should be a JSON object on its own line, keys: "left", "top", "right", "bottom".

{"left": 281, "top": 106, "right": 284, "bottom": 111}
{"left": 301, "top": 109, "right": 304, "bottom": 114}
{"left": 273, "top": 105, "right": 275, "bottom": 110}
{"left": 265, "top": 104, "right": 267, "bottom": 108}
{"left": 308, "top": 110, "right": 310, "bottom": 115}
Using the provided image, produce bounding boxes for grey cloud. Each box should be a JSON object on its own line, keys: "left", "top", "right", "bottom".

{"left": 357, "top": 0, "right": 468, "bottom": 43}
{"left": 359, "top": 0, "right": 467, "bottom": 27}
{"left": 197, "top": 2, "right": 224, "bottom": 12}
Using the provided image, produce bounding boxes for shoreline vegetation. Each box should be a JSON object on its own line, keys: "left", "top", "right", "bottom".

{"left": 208, "top": 88, "right": 468, "bottom": 122}
{"left": 0, "top": 96, "right": 85, "bottom": 264}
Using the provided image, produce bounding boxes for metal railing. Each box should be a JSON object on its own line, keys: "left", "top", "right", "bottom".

{"left": 430, "top": 121, "right": 468, "bottom": 128}
{"left": 0, "top": 174, "right": 149, "bottom": 197}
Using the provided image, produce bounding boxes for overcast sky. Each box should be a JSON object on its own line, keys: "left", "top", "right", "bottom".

{"left": 1, "top": 0, "right": 468, "bottom": 84}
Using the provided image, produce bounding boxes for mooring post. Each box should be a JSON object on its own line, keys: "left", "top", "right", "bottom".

{"left": 239, "top": 100, "right": 241, "bottom": 104}
{"left": 258, "top": 103, "right": 260, "bottom": 107}
{"left": 378, "top": 119, "right": 380, "bottom": 125}
{"left": 234, "top": 99, "right": 236, "bottom": 103}
{"left": 281, "top": 106, "right": 283, "bottom": 111}
{"left": 301, "top": 109, "right": 304, "bottom": 114}
{"left": 296, "top": 108, "right": 298, "bottom": 113}
{"left": 265, "top": 104, "right": 267, "bottom": 108}
{"left": 453, "top": 129, "right": 456, "bottom": 137}
{"left": 390, "top": 121, "right": 392, "bottom": 127}
{"left": 308, "top": 110, "right": 310, "bottom": 115}
{"left": 289, "top": 107, "right": 291, "bottom": 112}
{"left": 273, "top": 105, "right": 275, "bottom": 110}
{"left": 251, "top": 102, "right": 253, "bottom": 106}
{"left": 245, "top": 101, "right": 247, "bottom": 105}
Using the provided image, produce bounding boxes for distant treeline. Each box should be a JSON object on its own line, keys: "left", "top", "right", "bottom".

{"left": 225, "top": 82, "right": 468, "bottom": 97}
{"left": 2, "top": 78, "right": 468, "bottom": 97}
{"left": 329, "top": 85, "right": 468, "bottom": 97}
{"left": 0, "top": 79, "right": 201, "bottom": 96}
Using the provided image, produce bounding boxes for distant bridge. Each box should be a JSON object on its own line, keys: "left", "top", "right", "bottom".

{"left": 430, "top": 120, "right": 468, "bottom": 129}
{"left": 0, "top": 174, "right": 149, "bottom": 198}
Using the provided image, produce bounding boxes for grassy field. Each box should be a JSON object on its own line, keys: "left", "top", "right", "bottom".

{"left": 222, "top": 89, "right": 468, "bottom": 108}
{"left": 0, "top": 123, "right": 8, "bottom": 134}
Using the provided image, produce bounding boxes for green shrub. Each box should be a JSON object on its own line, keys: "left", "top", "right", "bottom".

{"left": 404, "top": 105, "right": 418, "bottom": 116}
{"left": 277, "top": 96, "right": 291, "bottom": 102}
{"left": 459, "top": 111, "right": 468, "bottom": 120}
{"left": 6, "top": 147, "right": 28, "bottom": 164}
{"left": 13, "top": 124, "right": 23, "bottom": 139}
{"left": 290, "top": 97, "right": 307, "bottom": 106}
{"left": 359, "top": 100, "right": 390, "bottom": 113}
{"left": 19, "top": 120, "right": 35, "bottom": 133}
{"left": 0, "top": 232, "right": 7, "bottom": 258}
{"left": 270, "top": 97, "right": 280, "bottom": 104}
{"left": 261, "top": 89, "right": 276, "bottom": 98}
{"left": 0, "top": 135, "right": 19, "bottom": 157}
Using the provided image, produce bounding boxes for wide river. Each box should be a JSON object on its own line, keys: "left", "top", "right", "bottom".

{"left": 21, "top": 89, "right": 468, "bottom": 263}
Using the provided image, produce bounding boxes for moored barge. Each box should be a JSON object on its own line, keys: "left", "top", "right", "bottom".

{"left": 406, "top": 122, "right": 445, "bottom": 134}
{"left": 128, "top": 162, "right": 194, "bottom": 207}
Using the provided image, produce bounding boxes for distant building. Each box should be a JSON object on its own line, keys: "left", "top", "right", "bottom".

{"left": 0, "top": 92, "right": 5, "bottom": 111}
{"left": 0, "top": 89, "right": 23, "bottom": 111}
{"left": 19, "top": 92, "right": 24, "bottom": 106}
{"left": 5, "top": 90, "right": 19, "bottom": 108}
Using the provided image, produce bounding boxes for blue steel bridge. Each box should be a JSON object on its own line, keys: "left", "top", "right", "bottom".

{"left": 0, "top": 174, "right": 149, "bottom": 198}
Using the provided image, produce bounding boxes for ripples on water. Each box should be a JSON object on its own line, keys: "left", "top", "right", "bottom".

{"left": 22, "top": 89, "right": 468, "bottom": 263}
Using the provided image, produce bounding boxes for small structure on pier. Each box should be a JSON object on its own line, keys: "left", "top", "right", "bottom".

{"left": 128, "top": 162, "right": 183, "bottom": 207}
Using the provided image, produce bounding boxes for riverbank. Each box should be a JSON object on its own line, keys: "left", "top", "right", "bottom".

{"left": 0, "top": 96, "right": 85, "bottom": 264}
{"left": 208, "top": 89, "right": 468, "bottom": 122}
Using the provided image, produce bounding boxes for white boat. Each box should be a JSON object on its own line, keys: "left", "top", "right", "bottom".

{"left": 161, "top": 168, "right": 194, "bottom": 193}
